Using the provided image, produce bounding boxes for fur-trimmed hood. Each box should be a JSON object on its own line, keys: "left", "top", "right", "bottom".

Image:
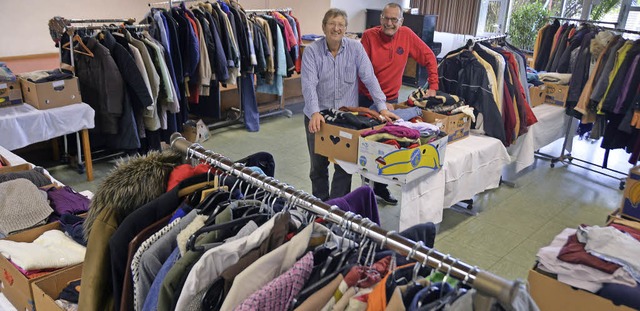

{"left": 590, "top": 31, "right": 615, "bottom": 59}
{"left": 82, "top": 150, "right": 184, "bottom": 239}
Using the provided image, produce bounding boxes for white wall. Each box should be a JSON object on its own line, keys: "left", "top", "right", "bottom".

{"left": 0, "top": 0, "right": 152, "bottom": 57}
{"left": 0, "top": 0, "right": 419, "bottom": 57}
{"left": 331, "top": 0, "right": 388, "bottom": 33}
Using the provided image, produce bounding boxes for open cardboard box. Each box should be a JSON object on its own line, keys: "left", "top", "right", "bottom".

{"left": 0, "top": 222, "right": 81, "bottom": 311}
{"left": 315, "top": 123, "right": 383, "bottom": 163}
{"left": 357, "top": 132, "right": 447, "bottom": 184}
{"left": 528, "top": 265, "right": 635, "bottom": 311}
{"left": 31, "top": 264, "right": 82, "bottom": 311}
{"left": 421, "top": 111, "right": 470, "bottom": 143}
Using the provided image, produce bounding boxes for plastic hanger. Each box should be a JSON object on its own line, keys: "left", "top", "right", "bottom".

{"left": 186, "top": 213, "right": 270, "bottom": 252}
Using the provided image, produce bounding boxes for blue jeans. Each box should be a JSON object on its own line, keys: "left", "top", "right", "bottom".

{"left": 241, "top": 75, "right": 260, "bottom": 132}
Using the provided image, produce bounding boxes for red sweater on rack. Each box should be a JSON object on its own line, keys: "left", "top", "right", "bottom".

{"left": 358, "top": 26, "right": 439, "bottom": 101}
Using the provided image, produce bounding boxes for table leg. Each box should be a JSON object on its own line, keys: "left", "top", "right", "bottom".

{"left": 81, "top": 129, "right": 93, "bottom": 181}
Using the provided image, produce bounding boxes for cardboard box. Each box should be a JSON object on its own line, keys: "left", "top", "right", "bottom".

{"left": 315, "top": 123, "right": 383, "bottom": 163}
{"left": 621, "top": 165, "right": 640, "bottom": 221}
{"left": 31, "top": 264, "right": 82, "bottom": 311}
{"left": 0, "top": 81, "right": 23, "bottom": 108}
{"left": 19, "top": 77, "right": 81, "bottom": 110}
{"left": 529, "top": 85, "right": 546, "bottom": 107}
{"left": 528, "top": 267, "right": 635, "bottom": 311}
{"left": 542, "top": 82, "right": 569, "bottom": 107}
{"left": 0, "top": 154, "right": 10, "bottom": 167}
{"left": 357, "top": 133, "right": 447, "bottom": 184}
{"left": 182, "top": 119, "right": 210, "bottom": 143}
{"left": 422, "top": 111, "right": 470, "bottom": 143}
{"left": 0, "top": 222, "right": 70, "bottom": 311}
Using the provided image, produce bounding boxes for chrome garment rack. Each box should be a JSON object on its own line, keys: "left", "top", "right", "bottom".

{"left": 170, "top": 132, "right": 519, "bottom": 310}
{"left": 48, "top": 16, "right": 138, "bottom": 172}
{"left": 245, "top": 7, "right": 292, "bottom": 13}
{"left": 550, "top": 117, "right": 628, "bottom": 190}
{"left": 549, "top": 16, "right": 618, "bottom": 26}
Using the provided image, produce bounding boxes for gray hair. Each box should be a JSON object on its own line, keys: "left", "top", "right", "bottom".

{"left": 384, "top": 3, "right": 404, "bottom": 17}
{"left": 322, "top": 8, "right": 348, "bottom": 27}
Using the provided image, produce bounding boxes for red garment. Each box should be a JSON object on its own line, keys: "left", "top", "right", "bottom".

{"left": 501, "top": 50, "right": 538, "bottom": 127}
{"left": 557, "top": 234, "right": 620, "bottom": 274}
{"left": 290, "top": 13, "right": 303, "bottom": 73}
{"left": 502, "top": 81, "right": 516, "bottom": 146}
{"left": 271, "top": 12, "right": 297, "bottom": 51}
{"left": 166, "top": 164, "right": 211, "bottom": 191}
{"left": 382, "top": 139, "right": 401, "bottom": 149}
{"left": 359, "top": 26, "right": 439, "bottom": 101}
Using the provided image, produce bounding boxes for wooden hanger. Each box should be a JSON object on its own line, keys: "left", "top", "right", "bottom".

{"left": 62, "top": 34, "right": 95, "bottom": 57}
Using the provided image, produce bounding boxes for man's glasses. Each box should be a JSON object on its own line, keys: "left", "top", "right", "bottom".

{"left": 381, "top": 15, "right": 403, "bottom": 24}
{"left": 326, "top": 22, "right": 347, "bottom": 30}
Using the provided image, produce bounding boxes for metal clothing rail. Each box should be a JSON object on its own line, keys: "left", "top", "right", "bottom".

{"left": 67, "top": 18, "right": 136, "bottom": 24}
{"left": 472, "top": 34, "right": 507, "bottom": 43}
{"left": 549, "top": 16, "right": 618, "bottom": 25}
{"left": 550, "top": 118, "right": 628, "bottom": 190}
{"left": 245, "top": 7, "right": 292, "bottom": 13}
{"left": 169, "top": 132, "right": 517, "bottom": 309}
{"left": 66, "top": 24, "right": 150, "bottom": 32}
{"left": 148, "top": 0, "right": 199, "bottom": 7}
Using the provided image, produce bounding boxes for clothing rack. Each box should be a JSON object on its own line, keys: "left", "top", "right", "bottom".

{"left": 549, "top": 16, "right": 618, "bottom": 26}
{"left": 550, "top": 118, "right": 628, "bottom": 190}
{"left": 53, "top": 16, "right": 143, "bottom": 171}
{"left": 169, "top": 132, "right": 519, "bottom": 309}
{"left": 67, "top": 18, "right": 136, "bottom": 24}
{"left": 245, "top": 7, "right": 292, "bottom": 13}
{"left": 148, "top": 0, "right": 199, "bottom": 7}
{"left": 466, "top": 34, "right": 508, "bottom": 49}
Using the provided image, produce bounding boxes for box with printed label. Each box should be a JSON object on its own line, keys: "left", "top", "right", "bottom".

{"left": 542, "top": 82, "right": 569, "bottom": 107}
{"left": 315, "top": 123, "right": 383, "bottom": 163}
{"left": 422, "top": 111, "right": 470, "bottom": 143}
{"left": 357, "top": 132, "right": 447, "bottom": 184}
{"left": 0, "top": 81, "right": 23, "bottom": 108}
{"left": 0, "top": 222, "right": 79, "bottom": 311}
{"left": 31, "top": 264, "right": 83, "bottom": 311}
{"left": 19, "top": 77, "right": 82, "bottom": 110}
{"left": 528, "top": 266, "right": 635, "bottom": 311}
{"left": 621, "top": 165, "right": 640, "bottom": 221}
{"left": 529, "top": 85, "right": 547, "bottom": 107}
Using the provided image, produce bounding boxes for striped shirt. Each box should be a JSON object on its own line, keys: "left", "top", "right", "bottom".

{"left": 302, "top": 37, "right": 386, "bottom": 118}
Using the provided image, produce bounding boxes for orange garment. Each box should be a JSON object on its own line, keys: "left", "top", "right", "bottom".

{"left": 366, "top": 263, "right": 416, "bottom": 311}
{"left": 575, "top": 36, "right": 622, "bottom": 123}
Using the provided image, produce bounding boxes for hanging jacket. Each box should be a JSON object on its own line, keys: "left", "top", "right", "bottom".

{"left": 534, "top": 20, "right": 560, "bottom": 71}
{"left": 78, "top": 150, "right": 184, "bottom": 311}
{"left": 70, "top": 36, "right": 124, "bottom": 135}
{"left": 439, "top": 50, "right": 506, "bottom": 143}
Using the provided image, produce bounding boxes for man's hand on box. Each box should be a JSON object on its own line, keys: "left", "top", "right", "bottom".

{"left": 309, "top": 112, "right": 325, "bottom": 133}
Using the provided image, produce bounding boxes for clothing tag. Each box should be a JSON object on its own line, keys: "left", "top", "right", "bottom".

{"left": 339, "top": 130, "right": 352, "bottom": 140}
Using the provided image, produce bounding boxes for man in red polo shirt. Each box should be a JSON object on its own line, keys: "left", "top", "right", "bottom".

{"left": 358, "top": 2, "right": 439, "bottom": 205}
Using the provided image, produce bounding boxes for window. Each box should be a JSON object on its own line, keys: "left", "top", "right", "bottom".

{"left": 476, "top": 0, "right": 510, "bottom": 35}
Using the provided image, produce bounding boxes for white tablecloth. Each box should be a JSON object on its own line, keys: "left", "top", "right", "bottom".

{"left": 0, "top": 103, "right": 94, "bottom": 151}
{"left": 506, "top": 104, "right": 574, "bottom": 174}
{"left": 337, "top": 134, "right": 511, "bottom": 229}
{"left": 399, "top": 134, "right": 511, "bottom": 229}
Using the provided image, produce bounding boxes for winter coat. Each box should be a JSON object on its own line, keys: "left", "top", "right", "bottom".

{"left": 79, "top": 150, "right": 184, "bottom": 311}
